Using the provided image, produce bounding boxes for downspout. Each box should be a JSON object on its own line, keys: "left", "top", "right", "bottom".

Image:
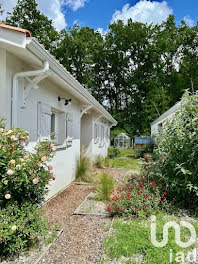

{"left": 12, "top": 61, "right": 49, "bottom": 128}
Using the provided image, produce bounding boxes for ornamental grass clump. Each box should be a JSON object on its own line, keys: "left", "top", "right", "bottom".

{"left": 96, "top": 172, "right": 115, "bottom": 201}
{"left": 0, "top": 119, "right": 56, "bottom": 257}
{"left": 106, "top": 175, "right": 167, "bottom": 218}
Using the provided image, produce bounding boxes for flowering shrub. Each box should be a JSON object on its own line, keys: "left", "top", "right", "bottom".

{"left": 0, "top": 122, "right": 56, "bottom": 207}
{"left": 154, "top": 91, "right": 198, "bottom": 211}
{"left": 106, "top": 175, "right": 167, "bottom": 218}
{"left": 0, "top": 203, "right": 49, "bottom": 257}
{"left": 0, "top": 119, "right": 56, "bottom": 257}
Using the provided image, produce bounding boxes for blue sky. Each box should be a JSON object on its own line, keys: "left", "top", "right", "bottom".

{"left": 63, "top": 0, "right": 198, "bottom": 30}
{"left": 0, "top": 0, "right": 197, "bottom": 31}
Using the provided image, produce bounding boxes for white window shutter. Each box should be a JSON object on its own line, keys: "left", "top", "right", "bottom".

{"left": 37, "top": 102, "right": 52, "bottom": 139}
{"left": 66, "top": 112, "right": 73, "bottom": 138}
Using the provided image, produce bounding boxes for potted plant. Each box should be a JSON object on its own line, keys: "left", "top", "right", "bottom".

{"left": 108, "top": 146, "right": 115, "bottom": 159}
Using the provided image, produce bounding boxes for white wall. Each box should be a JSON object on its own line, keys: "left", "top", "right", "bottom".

{"left": 2, "top": 50, "right": 81, "bottom": 200}
{"left": 0, "top": 48, "right": 113, "bottom": 200}
{"left": 151, "top": 107, "right": 179, "bottom": 136}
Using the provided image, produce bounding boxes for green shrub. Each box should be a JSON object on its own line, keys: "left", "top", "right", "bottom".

{"left": 0, "top": 123, "right": 55, "bottom": 207}
{"left": 106, "top": 175, "right": 167, "bottom": 218}
{"left": 135, "top": 143, "right": 154, "bottom": 158}
{"left": 94, "top": 155, "right": 105, "bottom": 168}
{"left": 76, "top": 153, "right": 91, "bottom": 182}
{"left": 0, "top": 119, "right": 55, "bottom": 257}
{"left": 104, "top": 157, "right": 111, "bottom": 168}
{"left": 0, "top": 203, "right": 49, "bottom": 258}
{"left": 154, "top": 91, "right": 198, "bottom": 210}
{"left": 108, "top": 147, "right": 121, "bottom": 157}
{"left": 96, "top": 172, "right": 115, "bottom": 201}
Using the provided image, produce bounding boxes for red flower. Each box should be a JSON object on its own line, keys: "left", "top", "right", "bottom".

{"left": 141, "top": 177, "right": 145, "bottom": 182}
{"left": 164, "top": 192, "right": 167, "bottom": 195}
{"left": 144, "top": 194, "right": 148, "bottom": 200}
{"left": 151, "top": 182, "right": 157, "bottom": 188}
{"left": 137, "top": 191, "right": 142, "bottom": 196}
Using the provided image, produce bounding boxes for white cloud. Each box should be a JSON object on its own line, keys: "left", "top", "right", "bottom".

{"left": 111, "top": 0, "right": 173, "bottom": 25}
{"left": 96, "top": 27, "right": 108, "bottom": 35}
{"left": 183, "top": 16, "right": 195, "bottom": 27}
{"left": 0, "top": 0, "right": 67, "bottom": 30}
{"left": 62, "top": 0, "right": 88, "bottom": 11}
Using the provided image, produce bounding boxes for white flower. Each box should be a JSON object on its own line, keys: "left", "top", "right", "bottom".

{"left": 7, "top": 169, "right": 14, "bottom": 176}
{"left": 7, "top": 130, "right": 13, "bottom": 134}
{"left": 10, "top": 135, "right": 17, "bottom": 141}
{"left": 16, "top": 164, "right": 22, "bottom": 170}
{"left": 5, "top": 194, "right": 11, "bottom": 199}
{"left": 0, "top": 128, "right": 4, "bottom": 133}
{"left": 11, "top": 225, "right": 17, "bottom": 231}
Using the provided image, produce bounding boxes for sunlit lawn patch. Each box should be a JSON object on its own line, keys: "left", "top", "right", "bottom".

{"left": 103, "top": 213, "right": 198, "bottom": 264}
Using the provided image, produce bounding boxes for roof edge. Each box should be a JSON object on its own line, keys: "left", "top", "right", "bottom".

{"left": 0, "top": 22, "right": 31, "bottom": 37}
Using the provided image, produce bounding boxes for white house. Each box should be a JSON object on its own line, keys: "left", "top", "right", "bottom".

{"left": 0, "top": 22, "right": 117, "bottom": 200}
{"left": 151, "top": 102, "right": 180, "bottom": 136}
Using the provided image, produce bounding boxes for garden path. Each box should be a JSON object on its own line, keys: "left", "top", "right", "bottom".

{"left": 39, "top": 183, "right": 111, "bottom": 264}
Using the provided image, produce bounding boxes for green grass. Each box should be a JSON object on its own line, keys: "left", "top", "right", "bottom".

{"left": 108, "top": 148, "right": 140, "bottom": 171}
{"left": 110, "top": 157, "right": 140, "bottom": 170}
{"left": 117, "top": 148, "right": 135, "bottom": 157}
{"left": 103, "top": 213, "right": 198, "bottom": 264}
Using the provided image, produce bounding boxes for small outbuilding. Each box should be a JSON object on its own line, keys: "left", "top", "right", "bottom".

{"left": 114, "top": 133, "right": 131, "bottom": 148}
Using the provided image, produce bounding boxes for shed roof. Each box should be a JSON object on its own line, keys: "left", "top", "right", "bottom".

{"left": 151, "top": 101, "right": 181, "bottom": 126}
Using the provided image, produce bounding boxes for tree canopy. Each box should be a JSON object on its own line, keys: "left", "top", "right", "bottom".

{"left": 3, "top": 0, "right": 198, "bottom": 137}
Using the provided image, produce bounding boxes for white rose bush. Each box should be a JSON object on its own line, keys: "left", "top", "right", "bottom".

{"left": 0, "top": 119, "right": 56, "bottom": 258}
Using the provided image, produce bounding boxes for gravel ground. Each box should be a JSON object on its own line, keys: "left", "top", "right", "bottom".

{"left": 40, "top": 184, "right": 112, "bottom": 264}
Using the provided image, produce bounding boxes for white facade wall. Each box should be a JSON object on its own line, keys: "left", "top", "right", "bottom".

{"left": 0, "top": 46, "right": 114, "bottom": 200}
{"left": 151, "top": 102, "right": 181, "bottom": 136}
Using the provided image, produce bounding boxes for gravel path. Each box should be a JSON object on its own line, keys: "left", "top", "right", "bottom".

{"left": 40, "top": 184, "right": 112, "bottom": 264}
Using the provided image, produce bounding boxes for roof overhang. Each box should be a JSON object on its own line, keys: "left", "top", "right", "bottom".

{"left": 0, "top": 25, "right": 117, "bottom": 126}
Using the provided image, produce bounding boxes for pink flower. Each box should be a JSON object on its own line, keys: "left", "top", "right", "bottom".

{"left": 7, "top": 169, "right": 14, "bottom": 176}
{"left": 32, "top": 178, "right": 39, "bottom": 184}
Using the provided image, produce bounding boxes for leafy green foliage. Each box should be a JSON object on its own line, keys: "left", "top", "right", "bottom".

{"left": 135, "top": 143, "right": 154, "bottom": 158}
{"left": 108, "top": 147, "right": 121, "bottom": 157}
{"left": 106, "top": 175, "right": 167, "bottom": 218}
{"left": 94, "top": 155, "right": 105, "bottom": 168}
{"left": 4, "top": 2, "right": 198, "bottom": 135}
{"left": 103, "top": 214, "right": 198, "bottom": 264}
{"left": 76, "top": 153, "right": 91, "bottom": 182}
{"left": 154, "top": 91, "right": 198, "bottom": 211}
{"left": 96, "top": 172, "right": 115, "bottom": 201}
{"left": 0, "top": 122, "right": 55, "bottom": 207}
{"left": 0, "top": 203, "right": 49, "bottom": 258}
{"left": 6, "top": 0, "right": 58, "bottom": 52}
{"left": 0, "top": 120, "right": 55, "bottom": 257}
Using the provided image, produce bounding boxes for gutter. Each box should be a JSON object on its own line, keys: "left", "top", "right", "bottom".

{"left": 12, "top": 61, "right": 49, "bottom": 128}
{"left": 26, "top": 38, "right": 117, "bottom": 126}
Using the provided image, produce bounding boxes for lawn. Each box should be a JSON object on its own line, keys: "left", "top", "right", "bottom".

{"left": 109, "top": 148, "right": 141, "bottom": 171}
{"left": 102, "top": 213, "right": 198, "bottom": 264}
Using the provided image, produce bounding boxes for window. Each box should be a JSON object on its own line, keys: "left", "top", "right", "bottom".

{"left": 51, "top": 113, "right": 56, "bottom": 135}
{"left": 37, "top": 102, "right": 73, "bottom": 148}
{"left": 158, "top": 122, "right": 163, "bottom": 131}
{"left": 100, "top": 126, "right": 104, "bottom": 146}
{"left": 94, "top": 123, "right": 99, "bottom": 143}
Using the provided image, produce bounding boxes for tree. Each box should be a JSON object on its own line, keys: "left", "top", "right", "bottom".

{"left": 0, "top": 4, "right": 3, "bottom": 16}
{"left": 6, "top": 0, "right": 58, "bottom": 53}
